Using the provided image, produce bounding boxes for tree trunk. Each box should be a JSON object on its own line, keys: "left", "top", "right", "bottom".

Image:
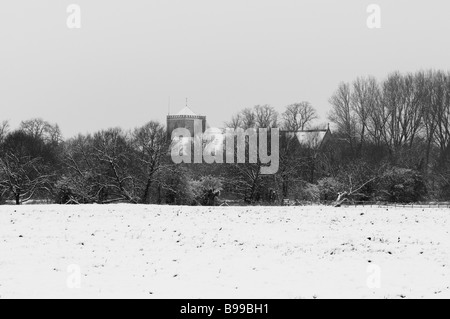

{"left": 15, "top": 193, "right": 21, "bottom": 205}
{"left": 310, "top": 156, "right": 316, "bottom": 183}
{"left": 334, "top": 192, "right": 348, "bottom": 207}
{"left": 141, "top": 178, "right": 152, "bottom": 204}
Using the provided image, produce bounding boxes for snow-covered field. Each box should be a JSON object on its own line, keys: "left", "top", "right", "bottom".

{"left": 0, "top": 204, "right": 449, "bottom": 299}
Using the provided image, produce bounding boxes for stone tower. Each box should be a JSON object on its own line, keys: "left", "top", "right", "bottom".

{"left": 167, "top": 106, "right": 207, "bottom": 139}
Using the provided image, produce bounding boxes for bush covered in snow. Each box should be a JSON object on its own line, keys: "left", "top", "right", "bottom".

{"left": 376, "top": 167, "right": 427, "bottom": 203}
{"left": 317, "top": 178, "right": 344, "bottom": 201}
{"left": 191, "top": 176, "right": 223, "bottom": 206}
{"left": 297, "top": 183, "right": 320, "bottom": 202}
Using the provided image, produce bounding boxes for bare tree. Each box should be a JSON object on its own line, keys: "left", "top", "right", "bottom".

{"left": 223, "top": 105, "right": 278, "bottom": 203}
{"left": 91, "top": 128, "right": 138, "bottom": 203}
{"left": 334, "top": 176, "right": 377, "bottom": 207}
{"left": 282, "top": 102, "right": 318, "bottom": 131}
{"left": 0, "top": 131, "right": 54, "bottom": 205}
{"left": 228, "top": 105, "right": 278, "bottom": 130}
{"left": 20, "top": 118, "right": 50, "bottom": 139}
{"left": 377, "top": 72, "right": 427, "bottom": 158}
{"left": 226, "top": 163, "right": 263, "bottom": 203}
{"left": 328, "top": 82, "right": 358, "bottom": 151}
{"left": 224, "top": 114, "right": 242, "bottom": 130}
{"left": 351, "top": 77, "right": 379, "bottom": 152}
{"left": 255, "top": 104, "right": 278, "bottom": 128}
{"left": 433, "top": 72, "right": 450, "bottom": 165}
{"left": 60, "top": 129, "right": 138, "bottom": 204}
{"left": 20, "top": 118, "right": 63, "bottom": 144}
{"left": 240, "top": 108, "right": 257, "bottom": 130}
{"left": 423, "top": 71, "right": 442, "bottom": 169}
{"left": 0, "top": 121, "right": 9, "bottom": 144}
{"left": 0, "top": 154, "right": 52, "bottom": 205}
{"left": 132, "top": 121, "right": 170, "bottom": 204}
{"left": 59, "top": 134, "right": 100, "bottom": 203}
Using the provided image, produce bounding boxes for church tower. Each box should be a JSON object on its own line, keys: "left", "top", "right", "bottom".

{"left": 167, "top": 106, "right": 207, "bottom": 139}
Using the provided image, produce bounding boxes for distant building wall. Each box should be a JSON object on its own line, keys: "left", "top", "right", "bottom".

{"left": 167, "top": 115, "right": 207, "bottom": 138}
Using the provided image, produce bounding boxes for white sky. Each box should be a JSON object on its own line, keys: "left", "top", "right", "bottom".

{"left": 1, "top": 0, "right": 450, "bottom": 137}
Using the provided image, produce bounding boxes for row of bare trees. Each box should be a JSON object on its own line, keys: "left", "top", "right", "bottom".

{"left": 0, "top": 119, "right": 61, "bottom": 204}
{"left": 226, "top": 103, "right": 318, "bottom": 131}
{"left": 328, "top": 70, "right": 450, "bottom": 200}
{"left": 57, "top": 122, "right": 191, "bottom": 205}
{"left": 329, "top": 71, "right": 450, "bottom": 160}
{"left": 0, "top": 119, "right": 194, "bottom": 205}
{"left": 2, "top": 69, "right": 449, "bottom": 205}
{"left": 221, "top": 104, "right": 323, "bottom": 203}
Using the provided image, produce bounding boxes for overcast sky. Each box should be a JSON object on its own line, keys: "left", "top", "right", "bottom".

{"left": 1, "top": 0, "right": 450, "bottom": 137}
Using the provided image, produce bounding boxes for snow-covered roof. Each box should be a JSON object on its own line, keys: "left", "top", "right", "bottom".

{"left": 284, "top": 130, "right": 330, "bottom": 148}
{"left": 176, "top": 107, "right": 197, "bottom": 116}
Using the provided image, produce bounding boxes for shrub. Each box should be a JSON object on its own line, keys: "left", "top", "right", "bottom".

{"left": 191, "top": 176, "right": 223, "bottom": 206}
{"left": 161, "top": 167, "right": 195, "bottom": 205}
{"left": 298, "top": 183, "right": 320, "bottom": 202}
{"left": 317, "top": 177, "right": 344, "bottom": 201}
{"left": 54, "top": 175, "right": 94, "bottom": 204}
{"left": 376, "top": 167, "right": 427, "bottom": 203}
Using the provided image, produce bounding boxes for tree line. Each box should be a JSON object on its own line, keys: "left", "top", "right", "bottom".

{"left": 327, "top": 70, "right": 450, "bottom": 203}
{"left": 1, "top": 69, "right": 449, "bottom": 205}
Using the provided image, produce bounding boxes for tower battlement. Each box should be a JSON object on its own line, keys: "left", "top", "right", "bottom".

{"left": 167, "top": 107, "right": 207, "bottom": 138}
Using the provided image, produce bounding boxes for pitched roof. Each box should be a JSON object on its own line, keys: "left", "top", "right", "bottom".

{"left": 176, "top": 106, "right": 197, "bottom": 116}
{"left": 283, "top": 129, "right": 330, "bottom": 149}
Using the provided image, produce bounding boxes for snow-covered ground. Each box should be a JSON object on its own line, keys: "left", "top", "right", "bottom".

{"left": 0, "top": 204, "right": 449, "bottom": 299}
